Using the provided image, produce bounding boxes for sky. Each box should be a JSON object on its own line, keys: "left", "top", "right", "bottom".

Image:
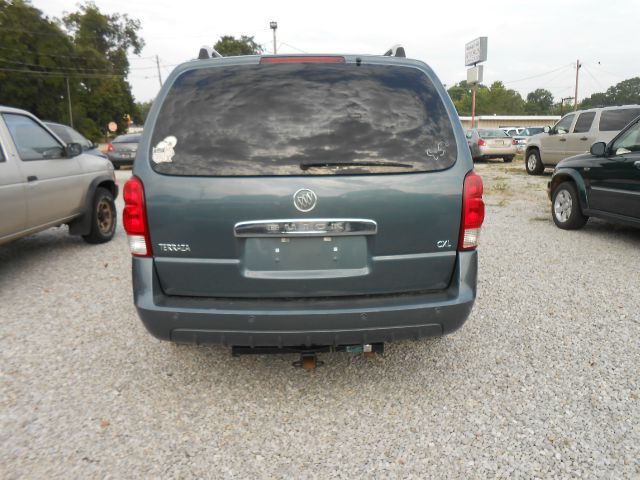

{"left": 37, "top": 0, "right": 639, "bottom": 104}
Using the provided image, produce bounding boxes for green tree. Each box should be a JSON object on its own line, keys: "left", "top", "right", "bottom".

{"left": 580, "top": 77, "right": 640, "bottom": 109}
{"left": 64, "top": 2, "right": 144, "bottom": 138}
{"left": 525, "top": 89, "right": 554, "bottom": 114}
{"left": 134, "top": 100, "right": 153, "bottom": 124}
{"left": 214, "top": 35, "right": 263, "bottom": 56}
{"left": 0, "top": 0, "right": 76, "bottom": 122}
{"left": 482, "top": 81, "right": 525, "bottom": 115}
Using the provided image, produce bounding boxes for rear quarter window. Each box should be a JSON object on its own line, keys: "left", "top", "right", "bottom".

{"left": 149, "top": 62, "right": 456, "bottom": 176}
{"left": 599, "top": 108, "right": 640, "bottom": 131}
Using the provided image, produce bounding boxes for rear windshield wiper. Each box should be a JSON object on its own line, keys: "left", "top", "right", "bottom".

{"left": 300, "top": 160, "right": 413, "bottom": 171}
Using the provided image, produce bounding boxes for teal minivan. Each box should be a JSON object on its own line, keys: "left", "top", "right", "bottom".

{"left": 124, "top": 51, "right": 484, "bottom": 356}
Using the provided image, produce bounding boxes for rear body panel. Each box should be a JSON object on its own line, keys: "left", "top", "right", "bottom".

{"left": 131, "top": 55, "right": 478, "bottom": 346}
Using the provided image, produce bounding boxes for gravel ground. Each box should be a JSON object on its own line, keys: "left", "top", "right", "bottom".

{"left": 1, "top": 161, "right": 639, "bottom": 478}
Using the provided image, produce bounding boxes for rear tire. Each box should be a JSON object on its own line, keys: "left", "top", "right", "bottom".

{"left": 526, "top": 150, "right": 544, "bottom": 175}
{"left": 82, "top": 187, "right": 117, "bottom": 244}
{"left": 551, "top": 182, "right": 588, "bottom": 230}
{"left": 503, "top": 155, "right": 514, "bottom": 163}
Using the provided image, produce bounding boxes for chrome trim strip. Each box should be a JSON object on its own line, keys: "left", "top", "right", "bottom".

{"left": 372, "top": 251, "right": 455, "bottom": 262}
{"left": 234, "top": 219, "right": 378, "bottom": 237}
{"left": 591, "top": 186, "right": 640, "bottom": 197}
{"left": 156, "top": 257, "right": 240, "bottom": 265}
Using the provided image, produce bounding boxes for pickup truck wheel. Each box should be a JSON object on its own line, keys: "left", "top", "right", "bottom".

{"left": 551, "top": 182, "right": 588, "bottom": 230}
{"left": 82, "top": 187, "right": 117, "bottom": 244}
{"left": 526, "top": 150, "right": 544, "bottom": 175}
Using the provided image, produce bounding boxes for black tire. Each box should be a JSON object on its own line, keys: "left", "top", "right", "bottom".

{"left": 503, "top": 155, "right": 514, "bottom": 163}
{"left": 82, "top": 187, "right": 117, "bottom": 244}
{"left": 525, "top": 150, "right": 544, "bottom": 175}
{"left": 551, "top": 182, "right": 588, "bottom": 230}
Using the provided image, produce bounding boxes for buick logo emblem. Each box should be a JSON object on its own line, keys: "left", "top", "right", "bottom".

{"left": 293, "top": 188, "right": 317, "bottom": 212}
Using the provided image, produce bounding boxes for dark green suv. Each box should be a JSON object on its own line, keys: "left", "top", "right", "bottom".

{"left": 549, "top": 115, "right": 640, "bottom": 229}
{"left": 123, "top": 52, "right": 484, "bottom": 354}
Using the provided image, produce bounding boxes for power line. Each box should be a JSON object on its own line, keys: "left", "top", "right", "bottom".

{"left": 0, "top": 46, "right": 157, "bottom": 62}
{"left": 0, "top": 66, "right": 125, "bottom": 78}
{"left": 0, "top": 56, "right": 165, "bottom": 72}
{"left": 503, "top": 63, "right": 574, "bottom": 85}
{"left": 582, "top": 65, "right": 607, "bottom": 92}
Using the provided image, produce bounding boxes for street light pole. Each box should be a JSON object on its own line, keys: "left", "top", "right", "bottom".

{"left": 270, "top": 21, "right": 278, "bottom": 54}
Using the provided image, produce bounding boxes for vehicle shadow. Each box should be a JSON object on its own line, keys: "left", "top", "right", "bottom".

{"left": 582, "top": 218, "right": 640, "bottom": 241}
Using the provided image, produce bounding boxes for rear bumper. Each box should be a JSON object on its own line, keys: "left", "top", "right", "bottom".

{"left": 477, "top": 146, "right": 517, "bottom": 157}
{"left": 132, "top": 250, "right": 478, "bottom": 347}
{"left": 107, "top": 154, "right": 135, "bottom": 166}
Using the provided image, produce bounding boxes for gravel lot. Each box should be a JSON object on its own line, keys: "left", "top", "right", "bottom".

{"left": 1, "top": 160, "right": 639, "bottom": 478}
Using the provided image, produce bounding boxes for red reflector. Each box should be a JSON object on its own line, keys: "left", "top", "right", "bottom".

{"left": 512, "top": 139, "right": 517, "bottom": 145}
{"left": 260, "top": 56, "right": 345, "bottom": 64}
{"left": 477, "top": 138, "right": 486, "bottom": 147}
{"left": 123, "top": 176, "right": 152, "bottom": 256}
{"left": 458, "top": 171, "right": 485, "bottom": 251}
{"left": 107, "top": 143, "right": 113, "bottom": 152}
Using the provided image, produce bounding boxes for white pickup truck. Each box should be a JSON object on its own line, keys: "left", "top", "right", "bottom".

{"left": 0, "top": 106, "right": 118, "bottom": 245}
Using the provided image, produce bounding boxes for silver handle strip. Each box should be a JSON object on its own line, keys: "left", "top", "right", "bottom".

{"left": 234, "top": 219, "right": 378, "bottom": 237}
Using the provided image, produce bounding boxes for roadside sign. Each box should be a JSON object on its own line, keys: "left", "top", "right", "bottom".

{"left": 108, "top": 121, "right": 117, "bottom": 132}
{"left": 467, "top": 65, "right": 484, "bottom": 84}
{"left": 465, "top": 37, "right": 488, "bottom": 66}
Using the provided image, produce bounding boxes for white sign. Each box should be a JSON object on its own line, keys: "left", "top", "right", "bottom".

{"left": 467, "top": 65, "right": 484, "bottom": 84}
{"left": 465, "top": 37, "right": 488, "bottom": 66}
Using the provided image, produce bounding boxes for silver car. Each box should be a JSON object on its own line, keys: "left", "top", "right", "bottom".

{"left": 525, "top": 104, "right": 640, "bottom": 175}
{"left": 107, "top": 133, "right": 140, "bottom": 169}
{"left": 0, "top": 106, "right": 118, "bottom": 245}
{"left": 466, "top": 128, "right": 517, "bottom": 162}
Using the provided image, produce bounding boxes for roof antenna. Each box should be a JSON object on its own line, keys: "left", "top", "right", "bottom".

{"left": 198, "top": 46, "right": 223, "bottom": 59}
{"left": 383, "top": 44, "right": 406, "bottom": 58}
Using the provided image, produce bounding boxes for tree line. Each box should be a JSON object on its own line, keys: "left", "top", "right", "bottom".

{"left": 447, "top": 77, "right": 640, "bottom": 117}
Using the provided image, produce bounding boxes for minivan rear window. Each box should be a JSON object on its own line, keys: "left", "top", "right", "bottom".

{"left": 599, "top": 108, "right": 640, "bottom": 132}
{"left": 149, "top": 62, "right": 456, "bottom": 176}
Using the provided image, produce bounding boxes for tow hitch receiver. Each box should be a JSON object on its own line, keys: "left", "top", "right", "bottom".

{"left": 231, "top": 343, "right": 384, "bottom": 369}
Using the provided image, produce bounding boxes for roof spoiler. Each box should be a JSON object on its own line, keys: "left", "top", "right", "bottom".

{"left": 197, "top": 46, "right": 223, "bottom": 60}
{"left": 383, "top": 44, "right": 406, "bottom": 58}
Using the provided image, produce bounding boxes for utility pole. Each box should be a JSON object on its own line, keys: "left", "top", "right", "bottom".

{"left": 560, "top": 96, "right": 574, "bottom": 116}
{"left": 471, "top": 85, "right": 477, "bottom": 128}
{"left": 270, "top": 21, "right": 278, "bottom": 54}
{"left": 574, "top": 59, "right": 581, "bottom": 111}
{"left": 65, "top": 76, "right": 73, "bottom": 128}
{"left": 155, "top": 55, "right": 163, "bottom": 88}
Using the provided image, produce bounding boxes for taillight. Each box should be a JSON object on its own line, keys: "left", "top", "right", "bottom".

{"left": 260, "top": 56, "right": 345, "bottom": 64}
{"left": 107, "top": 143, "right": 113, "bottom": 152}
{"left": 458, "top": 171, "right": 485, "bottom": 251}
{"left": 477, "top": 138, "right": 486, "bottom": 147}
{"left": 512, "top": 139, "right": 518, "bottom": 145}
{"left": 123, "top": 176, "right": 151, "bottom": 256}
